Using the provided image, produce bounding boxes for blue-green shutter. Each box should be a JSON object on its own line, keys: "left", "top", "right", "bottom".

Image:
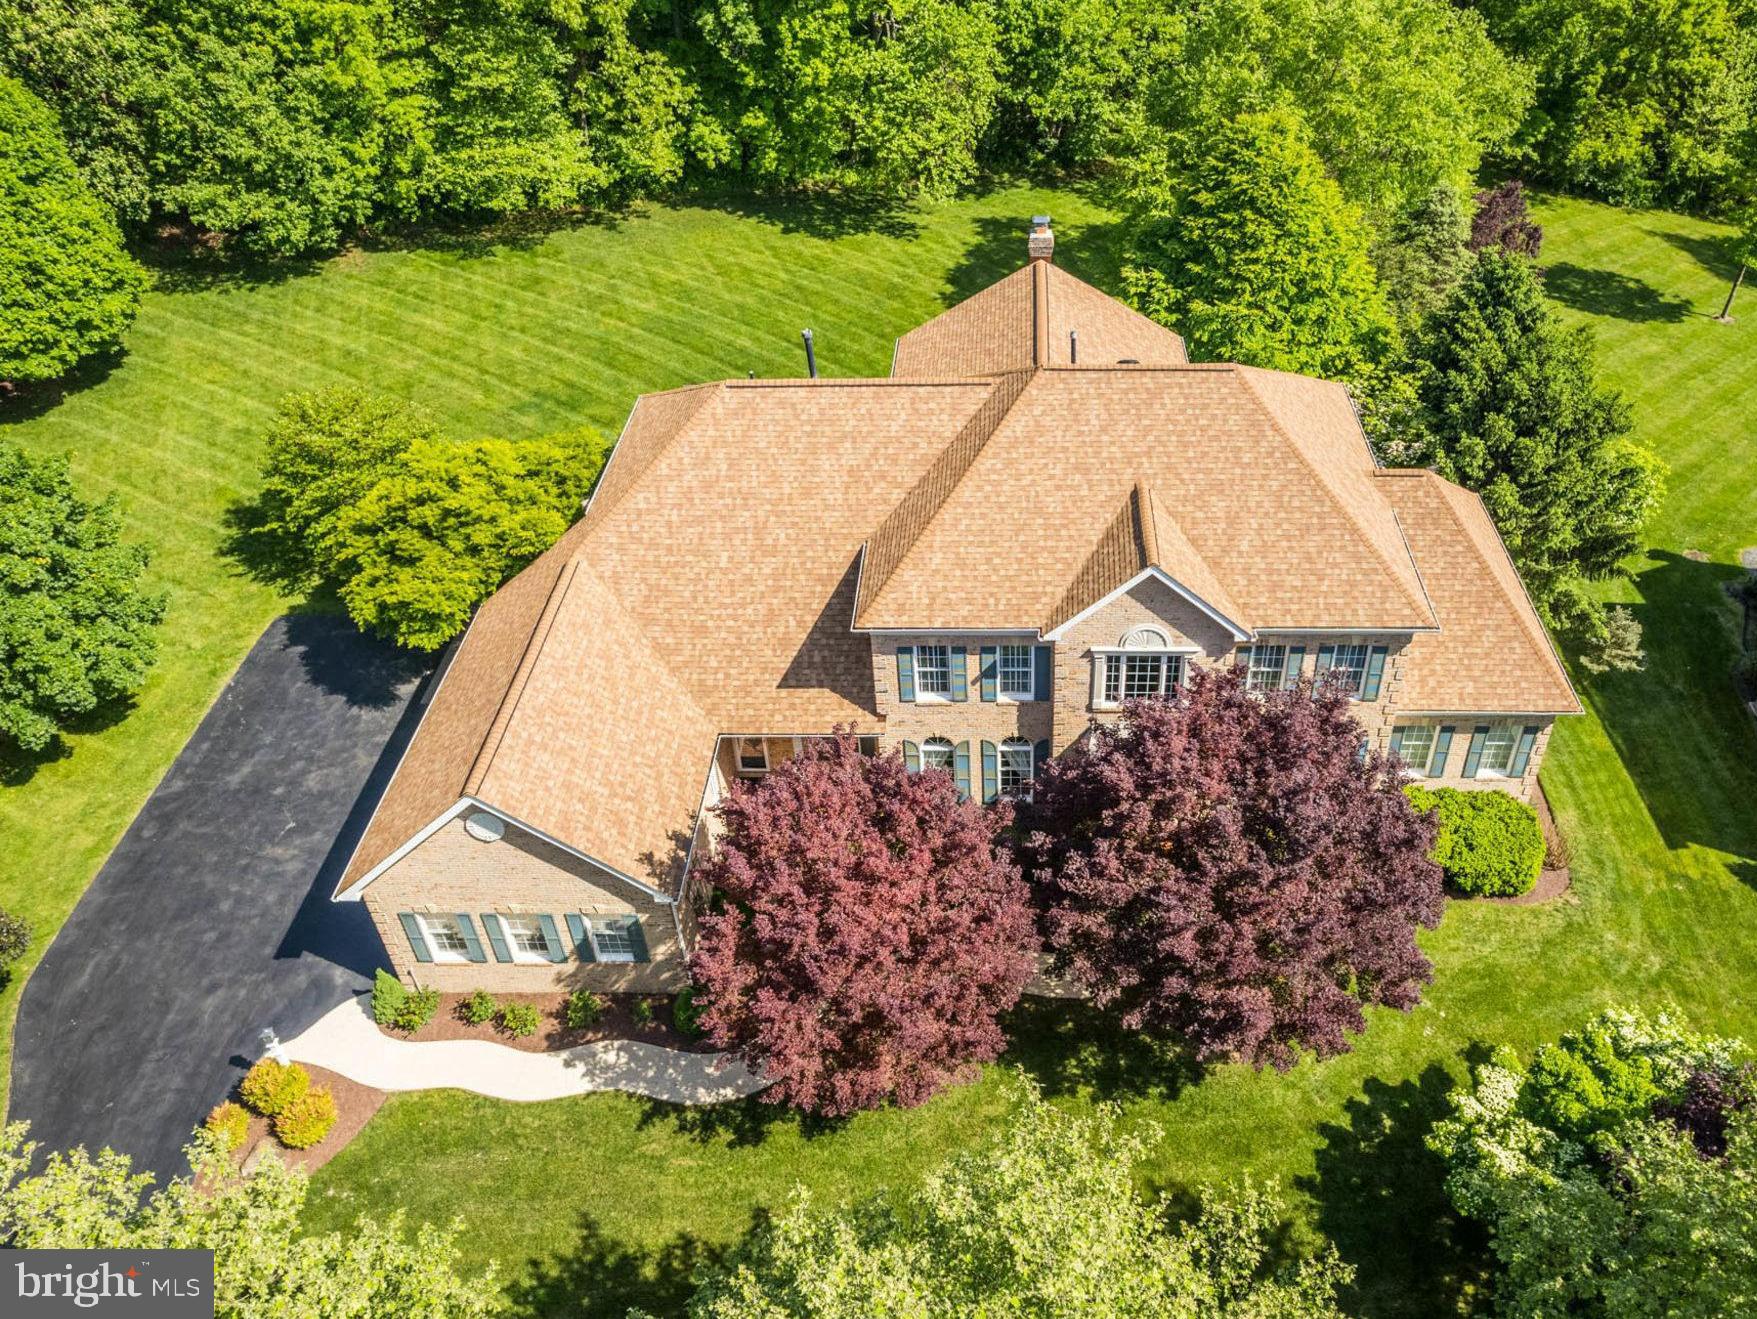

{"left": 954, "top": 741, "right": 971, "bottom": 800}
{"left": 1033, "top": 740, "right": 1050, "bottom": 786}
{"left": 566, "top": 913, "right": 595, "bottom": 962}
{"left": 896, "top": 647, "right": 915, "bottom": 702}
{"left": 1388, "top": 726, "right": 1406, "bottom": 761}
{"left": 1033, "top": 646, "right": 1053, "bottom": 701}
{"left": 1314, "top": 645, "right": 1336, "bottom": 678}
{"left": 1462, "top": 726, "right": 1489, "bottom": 777}
{"left": 1509, "top": 725, "right": 1540, "bottom": 776}
{"left": 1282, "top": 646, "right": 1306, "bottom": 686}
{"left": 624, "top": 916, "right": 650, "bottom": 963}
{"left": 949, "top": 646, "right": 968, "bottom": 701}
{"left": 980, "top": 740, "right": 998, "bottom": 804}
{"left": 1235, "top": 645, "right": 1252, "bottom": 670}
{"left": 455, "top": 914, "right": 487, "bottom": 963}
{"left": 537, "top": 914, "right": 568, "bottom": 963}
{"left": 1429, "top": 726, "right": 1455, "bottom": 777}
{"left": 902, "top": 740, "right": 920, "bottom": 771}
{"left": 398, "top": 913, "right": 433, "bottom": 964}
{"left": 1361, "top": 646, "right": 1388, "bottom": 700}
{"left": 979, "top": 647, "right": 998, "bottom": 701}
{"left": 482, "top": 913, "right": 513, "bottom": 962}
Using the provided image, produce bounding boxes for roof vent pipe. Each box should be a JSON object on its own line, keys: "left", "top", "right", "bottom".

{"left": 1069, "top": 329, "right": 1078, "bottom": 364}
{"left": 801, "top": 329, "right": 817, "bottom": 379}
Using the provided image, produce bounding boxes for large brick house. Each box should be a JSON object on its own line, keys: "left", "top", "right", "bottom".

{"left": 336, "top": 220, "right": 1579, "bottom": 992}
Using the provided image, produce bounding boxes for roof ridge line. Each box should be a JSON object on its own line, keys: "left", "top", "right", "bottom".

{"left": 1232, "top": 368, "right": 1436, "bottom": 627}
{"left": 1134, "top": 479, "right": 1160, "bottom": 565}
{"left": 464, "top": 555, "right": 583, "bottom": 796}
{"left": 580, "top": 383, "right": 719, "bottom": 531}
{"left": 853, "top": 369, "right": 1036, "bottom": 625}
{"left": 1032, "top": 261, "right": 1050, "bottom": 367}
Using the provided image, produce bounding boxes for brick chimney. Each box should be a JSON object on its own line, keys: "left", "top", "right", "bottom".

{"left": 1027, "top": 215, "right": 1054, "bottom": 263}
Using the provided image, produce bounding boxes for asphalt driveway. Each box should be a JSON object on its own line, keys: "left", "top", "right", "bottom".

{"left": 10, "top": 613, "right": 435, "bottom": 1180}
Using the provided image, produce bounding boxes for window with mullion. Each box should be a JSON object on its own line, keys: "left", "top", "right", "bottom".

{"left": 1329, "top": 644, "right": 1370, "bottom": 695}
{"left": 998, "top": 739, "right": 1033, "bottom": 796}
{"left": 1246, "top": 645, "right": 1287, "bottom": 692}
{"left": 1396, "top": 724, "right": 1435, "bottom": 775}
{"left": 916, "top": 645, "right": 952, "bottom": 696}
{"left": 589, "top": 917, "right": 636, "bottom": 962}
{"left": 502, "top": 915, "right": 553, "bottom": 961}
{"left": 920, "top": 738, "right": 955, "bottom": 772}
{"left": 1478, "top": 725, "right": 1517, "bottom": 775}
{"left": 998, "top": 644, "right": 1033, "bottom": 698}
{"left": 419, "top": 914, "right": 470, "bottom": 961}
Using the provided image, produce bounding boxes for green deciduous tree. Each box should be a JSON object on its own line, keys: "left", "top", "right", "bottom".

{"left": 1140, "top": 0, "right": 1531, "bottom": 222}
{"left": 1475, "top": 0, "right": 1757, "bottom": 210}
{"left": 329, "top": 428, "right": 608, "bottom": 648}
{"left": 0, "top": 75, "right": 146, "bottom": 384}
{"left": 248, "top": 387, "right": 442, "bottom": 591}
{"left": 0, "top": 443, "right": 164, "bottom": 753}
{"left": 0, "top": 1123, "right": 503, "bottom": 1317}
{"left": 1404, "top": 249, "right": 1664, "bottom": 665}
{"left": 1121, "top": 107, "right": 1397, "bottom": 390}
{"left": 681, "top": 1084, "right": 1351, "bottom": 1317}
{"left": 1430, "top": 1008, "right": 1757, "bottom": 1318}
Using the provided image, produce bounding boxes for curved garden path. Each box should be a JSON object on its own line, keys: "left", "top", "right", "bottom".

{"left": 283, "top": 997, "right": 771, "bottom": 1104}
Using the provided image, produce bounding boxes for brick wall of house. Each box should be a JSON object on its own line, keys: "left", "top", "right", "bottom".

{"left": 363, "top": 814, "right": 687, "bottom": 992}
{"left": 869, "top": 633, "right": 1055, "bottom": 755}
{"left": 1378, "top": 716, "right": 1553, "bottom": 801}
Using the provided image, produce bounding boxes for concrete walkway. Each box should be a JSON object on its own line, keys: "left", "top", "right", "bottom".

{"left": 283, "top": 997, "right": 772, "bottom": 1104}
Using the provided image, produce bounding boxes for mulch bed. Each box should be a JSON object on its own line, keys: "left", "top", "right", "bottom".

{"left": 237, "top": 1064, "right": 386, "bottom": 1176}
{"left": 1485, "top": 783, "right": 1573, "bottom": 907}
{"left": 389, "top": 991, "right": 715, "bottom": 1054}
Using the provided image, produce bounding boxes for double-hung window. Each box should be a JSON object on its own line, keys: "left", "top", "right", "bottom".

{"left": 588, "top": 916, "right": 637, "bottom": 963}
{"left": 1329, "top": 644, "right": 1370, "bottom": 697}
{"left": 915, "top": 644, "right": 952, "bottom": 698}
{"left": 502, "top": 915, "right": 555, "bottom": 963}
{"left": 1102, "top": 652, "right": 1185, "bottom": 703}
{"left": 418, "top": 914, "right": 471, "bottom": 963}
{"left": 1246, "top": 644, "right": 1288, "bottom": 693}
{"left": 920, "top": 738, "right": 955, "bottom": 773}
{"left": 997, "top": 738, "right": 1033, "bottom": 797}
{"left": 1394, "top": 724, "right": 1435, "bottom": 776}
{"left": 998, "top": 644, "right": 1034, "bottom": 699}
{"left": 1477, "top": 725, "right": 1518, "bottom": 776}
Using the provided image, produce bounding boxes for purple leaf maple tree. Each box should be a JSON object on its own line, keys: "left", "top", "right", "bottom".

{"left": 1018, "top": 668, "right": 1443, "bottom": 1071}
{"left": 1470, "top": 179, "right": 1543, "bottom": 258}
{"left": 689, "top": 731, "right": 1037, "bottom": 1116}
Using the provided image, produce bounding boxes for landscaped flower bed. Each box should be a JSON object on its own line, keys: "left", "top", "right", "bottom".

{"left": 379, "top": 990, "right": 714, "bottom": 1054}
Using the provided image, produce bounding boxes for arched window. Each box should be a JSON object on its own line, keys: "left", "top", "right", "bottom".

{"left": 920, "top": 737, "right": 955, "bottom": 773}
{"left": 998, "top": 737, "right": 1034, "bottom": 797}
{"left": 1094, "top": 626, "right": 1186, "bottom": 708}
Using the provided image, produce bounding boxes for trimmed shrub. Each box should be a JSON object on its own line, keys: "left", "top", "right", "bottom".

{"left": 673, "top": 986, "right": 704, "bottom": 1039}
{"left": 371, "top": 968, "right": 406, "bottom": 1026}
{"left": 630, "top": 997, "right": 654, "bottom": 1029}
{"left": 500, "top": 1002, "right": 541, "bottom": 1038}
{"left": 564, "top": 989, "right": 602, "bottom": 1029}
{"left": 393, "top": 986, "right": 440, "bottom": 1033}
{"left": 205, "top": 1101, "right": 249, "bottom": 1152}
{"left": 1405, "top": 785, "right": 1544, "bottom": 897}
{"left": 274, "top": 1087, "right": 337, "bottom": 1149}
{"left": 238, "top": 1059, "right": 309, "bottom": 1117}
{"left": 0, "top": 908, "right": 29, "bottom": 969}
{"left": 459, "top": 989, "right": 498, "bottom": 1025}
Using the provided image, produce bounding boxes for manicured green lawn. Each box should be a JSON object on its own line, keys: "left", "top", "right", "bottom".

{"left": 306, "top": 195, "right": 1757, "bottom": 1319}
{"left": 8, "top": 183, "right": 1754, "bottom": 1318}
{"left": 0, "top": 184, "right": 1121, "bottom": 1111}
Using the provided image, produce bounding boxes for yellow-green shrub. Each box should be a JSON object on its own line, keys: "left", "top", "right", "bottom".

{"left": 274, "top": 1087, "right": 337, "bottom": 1149}
{"left": 1405, "top": 785, "right": 1544, "bottom": 896}
{"left": 205, "top": 1101, "right": 249, "bottom": 1151}
{"left": 239, "top": 1058, "right": 309, "bottom": 1117}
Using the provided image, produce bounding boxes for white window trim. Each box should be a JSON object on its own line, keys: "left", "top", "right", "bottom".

{"left": 1394, "top": 726, "right": 1436, "bottom": 779}
{"left": 417, "top": 913, "right": 471, "bottom": 965}
{"left": 587, "top": 916, "right": 637, "bottom": 964}
{"left": 997, "top": 643, "right": 1035, "bottom": 703}
{"left": 1090, "top": 642, "right": 1196, "bottom": 711}
{"left": 920, "top": 737, "right": 955, "bottom": 772}
{"left": 733, "top": 736, "right": 769, "bottom": 776}
{"left": 500, "top": 914, "right": 555, "bottom": 964}
{"left": 1475, "top": 726, "right": 1519, "bottom": 778}
{"left": 997, "top": 738, "right": 1034, "bottom": 799}
{"left": 913, "top": 644, "right": 955, "bottom": 703}
{"left": 1244, "top": 644, "right": 1289, "bottom": 694}
{"left": 1328, "top": 644, "right": 1372, "bottom": 700}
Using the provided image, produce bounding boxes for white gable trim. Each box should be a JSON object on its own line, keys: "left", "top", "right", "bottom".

{"left": 334, "top": 796, "right": 673, "bottom": 905}
{"left": 1044, "top": 567, "right": 1250, "bottom": 643}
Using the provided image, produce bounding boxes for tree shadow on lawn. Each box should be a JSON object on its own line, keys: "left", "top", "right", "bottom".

{"left": 1646, "top": 224, "right": 1745, "bottom": 286}
{"left": 1002, "top": 997, "right": 1204, "bottom": 1103}
{"left": 1297, "top": 1062, "right": 1489, "bottom": 1319}
{"left": 1583, "top": 549, "right": 1757, "bottom": 867}
{"left": 633, "top": 1090, "right": 849, "bottom": 1149}
{"left": 507, "top": 1209, "right": 758, "bottom": 1319}
{"left": 0, "top": 695, "right": 141, "bottom": 788}
{"left": 939, "top": 211, "right": 1126, "bottom": 309}
{"left": 1541, "top": 262, "right": 1693, "bottom": 322}
{"left": 0, "top": 347, "right": 131, "bottom": 421}
{"left": 697, "top": 187, "right": 924, "bottom": 241}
